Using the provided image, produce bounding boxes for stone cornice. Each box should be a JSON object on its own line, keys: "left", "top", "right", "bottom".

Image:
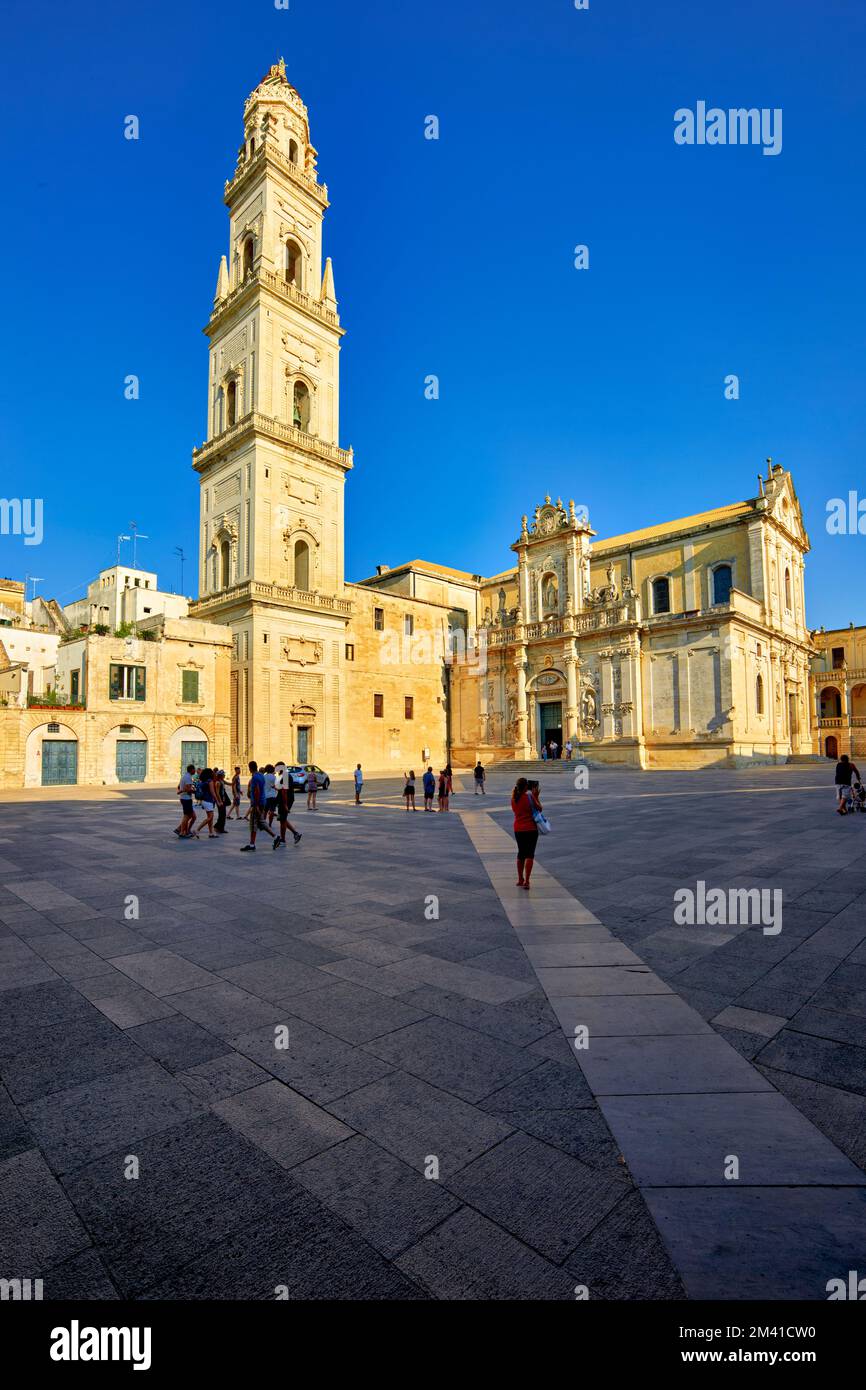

{"left": 225, "top": 142, "right": 328, "bottom": 210}
{"left": 190, "top": 579, "right": 353, "bottom": 619}
{"left": 192, "top": 412, "right": 353, "bottom": 475}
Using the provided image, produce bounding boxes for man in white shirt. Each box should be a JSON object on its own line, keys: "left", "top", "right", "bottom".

{"left": 354, "top": 764, "right": 363, "bottom": 804}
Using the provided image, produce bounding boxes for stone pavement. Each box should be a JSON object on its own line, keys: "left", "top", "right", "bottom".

{"left": 1, "top": 765, "right": 864, "bottom": 1300}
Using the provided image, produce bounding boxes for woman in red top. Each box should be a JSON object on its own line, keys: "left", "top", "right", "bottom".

{"left": 511, "top": 776, "right": 541, "bottom": 889}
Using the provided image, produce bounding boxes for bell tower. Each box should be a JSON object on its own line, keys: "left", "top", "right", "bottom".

{"left": 191, "top": 61, "right": 354, "bottom": 766}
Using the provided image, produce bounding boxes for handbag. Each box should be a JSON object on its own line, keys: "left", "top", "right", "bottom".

{"left": 531, "top": 801, "right": 552, "bottom": 835}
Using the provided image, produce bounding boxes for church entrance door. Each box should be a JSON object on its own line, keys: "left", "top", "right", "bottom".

{"left": 539, "top": 701, "right": 563, "bottom": 757}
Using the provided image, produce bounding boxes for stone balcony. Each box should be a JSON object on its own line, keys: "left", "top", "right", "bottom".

{"left": 191, "top": 578, "right": 353, "bottom": 619}
{"left": 193, "top": 412, "right": 353, "bottom": 474}
{"left": 224, "top": 140, "right": 328, "bottom": 208}
{"left": 206, "top": 266, "right": 341, "bottom": 336}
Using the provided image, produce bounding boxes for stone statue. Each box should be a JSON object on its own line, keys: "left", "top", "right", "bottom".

{"left": 543, "top": 576, "right": 558, "bottom": 612}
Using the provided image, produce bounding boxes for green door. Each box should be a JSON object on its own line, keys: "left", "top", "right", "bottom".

{"left": 42, "top": 740, "right": 78, "bottom": 786}
{"left": 181, "top": 739, "right": 207, "bottom": 771}
{"left": 116, "top": 739, "right": 148, "bottom": 783}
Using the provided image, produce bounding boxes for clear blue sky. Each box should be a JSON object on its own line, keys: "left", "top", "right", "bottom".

{"left": 1, "top": 0, "right": 864, "bottom": 628}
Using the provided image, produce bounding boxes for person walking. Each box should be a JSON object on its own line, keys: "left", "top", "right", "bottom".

{"left": 353, "top": 764, "right": 363, "bottom": 804}
{"left": 241, "top": 760, "right": 277, "bottom": 850}
{"left": 403, "top": 770, "right": 417, "bottom": 811}
{"left": 272, "top": 762, "right": 302, "bottom": 848}
{"left": 445, "top": 763, "right": 454, "bottom": 798}
{"left": 473, "top": 760, "right": 486, "bottom": 795}
{"left": 192, "top": 767, "right": 219, "bottom": 839}
{"left": 214, "top": 770, "right": 230, "bottom": 834}
{"left": 306, "top": 766, "right": 318, "bottom": 810}
{"left": 564, "top": 739, "right": 573, "bottom": 762}
{"left": 175, "top": 763, "right": 196, "bottom": 839}
{"left": 511, "top": 775, "right": 541, "bottom": 890}
{"left": 229, "top": 766, "right": 242, "bottom": 818}
{"left": 835, "top": 753, "right": 862, "bottom": 815}
{"left": 263, "top": 764, "right": 278, "bottom": 826}
{"left": 422, "top": 765, "right": 436, "bottom": 811}
{"left": 541, "top": 744, "right": 548, "bottom": 762}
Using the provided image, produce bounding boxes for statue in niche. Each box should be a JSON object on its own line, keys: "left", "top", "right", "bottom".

{"left": 543, "top": 575, "right": 558, "bottom": 613}
{"left": 497, "top": 587, "right": 507, "bottom": 620}
{"left": 581, "top": 684, "right": 600, "bottom": 731}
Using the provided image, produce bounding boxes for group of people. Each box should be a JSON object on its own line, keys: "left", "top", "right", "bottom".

{"left": 540, "top": 738, "right": 575, "bottom": 761}
{"left": 400, "top": 765, "right": 456, "bottom": 811}
{"left": 175, "top": 761, "right": 309, "bottom": 851}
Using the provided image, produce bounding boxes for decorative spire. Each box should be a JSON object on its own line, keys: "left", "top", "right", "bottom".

{"left": 215, "top": 255, "right": 229, "bottom": 302}
{"left": 321, "top": 257, "right": 337, "bottom": 309}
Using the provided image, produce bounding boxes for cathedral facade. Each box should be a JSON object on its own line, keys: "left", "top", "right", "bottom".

{"left": 190, "top": 64, "right": 816, "bottom": 772}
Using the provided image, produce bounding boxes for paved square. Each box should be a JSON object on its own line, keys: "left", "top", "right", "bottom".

{"left": 2, "top": 763, "right": 865, "bottom": 1300}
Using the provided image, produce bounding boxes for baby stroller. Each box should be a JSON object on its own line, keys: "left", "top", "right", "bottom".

{"left": 852, "top": 781, "right": 866, "bottom": 814}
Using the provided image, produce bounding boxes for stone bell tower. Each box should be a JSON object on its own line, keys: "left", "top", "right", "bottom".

{"left": 191, "top": 60, "right": 354, "bottom": 766}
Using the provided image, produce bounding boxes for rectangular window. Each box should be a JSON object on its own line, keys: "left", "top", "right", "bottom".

{"left": 404, "top": 696, "right": 414, "bottom": 720}
{"left": 109, "top": 664, "right": 146, "bottom": 701}
{"left": 374, "top": 608, "right": 384, "bottom": 631}
{"left": 345, "top": 643, "right": 355, "bottom": 661}
{"left": 182, "top": 669, "right": 200, "bottom": 703}
{"left": 832, "top": 647, "right": 845, "bottom": 669}
{"left": 70, "top": 670, "right": 80, "bottom": 704}
{"left": 404, "top": 615, "right": 414, "bottom": 636}
{"left": 373, "top": 693, "right": 384, "bottom": 718}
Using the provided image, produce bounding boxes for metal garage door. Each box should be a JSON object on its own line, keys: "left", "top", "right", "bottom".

{"left": 116, "top": 739, "right": 148, "bottom": 783}
{"left": 180, "top": 740, "right": 207, "bottom": 771}
{"left": 41, "top": 740, "right": 78, "bottom": 786}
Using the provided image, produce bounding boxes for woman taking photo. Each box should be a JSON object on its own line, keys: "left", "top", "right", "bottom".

{"left": 511, "top": 776, "right": 541, "bottom": 889}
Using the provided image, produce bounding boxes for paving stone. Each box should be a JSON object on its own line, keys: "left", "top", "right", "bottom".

{"left": 445, "top": 1130, "right": 626, "bottom": 1263}
{"left": 643, "top": 1186, "right": 866, "bottom": 1299}
{"left": 382, "top": 953, "right": 535, "bottom": 1004}
{"left": 395, "top": 1206, "right": 575, "bottom": 1299}
{"left": 535, "top": 965, "right": 673, "bottom": 997}
{"left": 0, "top": 1149, "right": 91, "bottom": 1273}
{"left": 86, "top": 985, "right": 178, "bottom": 1029}
{"left": 177, "top": 1052, "right": 270, "bottom": 1103}
{"left": 522, "top": 942, "right": 642, "bottom": 968}
{"left": 1, "top": 1008, "right": 149, "bottom": 1106}
{"left": 756, "top": 1029, "right": 866, "bottom": 1097}
{"left": 577, "top": 1033, "right": 773, "bottom": 1096}
{"left": 0, "top": 1081, "right": 32, "bottom": 1162}
{"left": 232, "top": 1017, "right": 396, "bottom": 1104}
{"left": 363, "top": 1015, "right": 540, "bottom": 1103}
{"left": 219, "top": 954, "right": 332, "bottom": 1001}
{"left": 600, "top": 1091, "right": 865, "bottom": 1187}
{"left": 274, "top": 979, "right": 429, "bottom": 1044}
{"left": 327, "top": 1070, "right": 513, "bottom": 1177}
{"left": 712, "top": 1004, "right": 787, "bottom": 1037}
{"left": 549, "top": 994, "right": 712, "bottom": 1037}
{"left": 481, "top": 1058, "right": 595, "bottom": 1111}
{"left": 319, "top": 957, "right": 421, "bottom": 996}
{"left": 756, "top": 1065, "right": 866, "bottom": 1172}
{"left": 109, "top": 948, "right": 218, "bottom": 997}
{"left": 124, "top": 1016, "right": 229, "bottom": 1071}
{"left": 42, "top": 1249, "right": 120, "bottom": 1299}
{"left": 21, "top": 1062, "right": 204, "bottom": 1171}
{"left": 214, "top": 1079, "right": 353, "bottom": 1168}
{"left": 293, "top": 1133, "right": 461, "bottom": 1258}
{"left": 397, "top": 985, "right": 556, "bottom": 1046}
{"left": 169, "top": 982, "right": 288, "bottom": 1039}
{"left": 565, "top": 1189, "right": 687, "bottom": 1299}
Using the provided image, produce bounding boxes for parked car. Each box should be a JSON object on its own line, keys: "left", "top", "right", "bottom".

{"left": 288, "top": 764, "right": 330, "bottom": 790}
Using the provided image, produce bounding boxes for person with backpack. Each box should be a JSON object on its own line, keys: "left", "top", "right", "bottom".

{"left": 175, "top": 763, "right": 196, "bottom": 839}
{"left": 241, "top": 760, "right": 277, "bottom": 851}
{"left": 835, "top": 753, "right": 862, "bottom": 815}
{"left": 272, "top": 762, "right": 302, "bottom": 848}
{"left": 422, "top": 766, "right": 436, "bottom": 811}
{"left": 511, "top": 776, "right": 542, "bottom": 890}
{"left": 192, "top": 767, "right": 219, "bottom": 839}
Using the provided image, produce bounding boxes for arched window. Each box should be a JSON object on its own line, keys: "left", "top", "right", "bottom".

{"left": 226, "top": 380, "right": 237, "bottom": 428}
{"left": 220, "top": 540, "right": 231, "bottom": 589}
{"left": 784, "top": 567, "right": 792, "bottom": 611}
{"left": 242, "top": 238, "right": 254, "bottom": 279}
{"left": 712, "top": 565, "right": 733, "bottom": 606}
{"left": 289, "top": 139, "right": 299, "bottom": 165}
{"left": 756, "top": 673, "right": 764, "bottom": 715}
{"left": 652, "top": 577, "right": 671, "bottom": 615}
{"left": 294, "top": 539, "right": 310, "bottom": 591}
{"left": 284, "top": 240, "right": 302, "bottom": 287}
{"left": 293, "top": 380, "right": 311, "bottom": 432}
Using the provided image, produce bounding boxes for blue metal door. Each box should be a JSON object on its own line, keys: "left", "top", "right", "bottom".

{"left": 116, "top": 740, "right": 148, "bottom": 782}
{"left": 41, "top": 740, "right": 78, "bottom": 786}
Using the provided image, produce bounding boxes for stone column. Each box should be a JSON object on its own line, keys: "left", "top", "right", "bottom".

{"left": 565, "top": 646, "right": 578, "bottom": 740}
{"left": 514, "top": 647, "right": 529, "bottom": 756}
{"left": 620, "top": 647, "right": 641, "bottom": 739}
{"left": 528, "top": 691, "right": 538, "bottom": 755}
{"left": 600, "top": 655, "right": 615, "bottom": 740}
{"left": 567, "top": 536, "right": 580, "bottom": 615}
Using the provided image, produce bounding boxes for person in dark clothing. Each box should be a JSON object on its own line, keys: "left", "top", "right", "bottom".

{"left": 215, "top": 770, "right": 230, "bottom": 833}
{"left": 835, "top": 753, "right": 862, "bottom": 815}
{"left": 272, "top": 762, "right": 302, "bottom": 848}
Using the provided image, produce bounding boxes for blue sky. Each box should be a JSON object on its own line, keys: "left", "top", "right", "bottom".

{"left": 1, "top": 0, "right": 864, "bottom": 628}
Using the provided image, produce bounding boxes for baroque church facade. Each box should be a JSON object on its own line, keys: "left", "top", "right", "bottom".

{"left": 190, "top": 63, "right": 816, "bottom": 772}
